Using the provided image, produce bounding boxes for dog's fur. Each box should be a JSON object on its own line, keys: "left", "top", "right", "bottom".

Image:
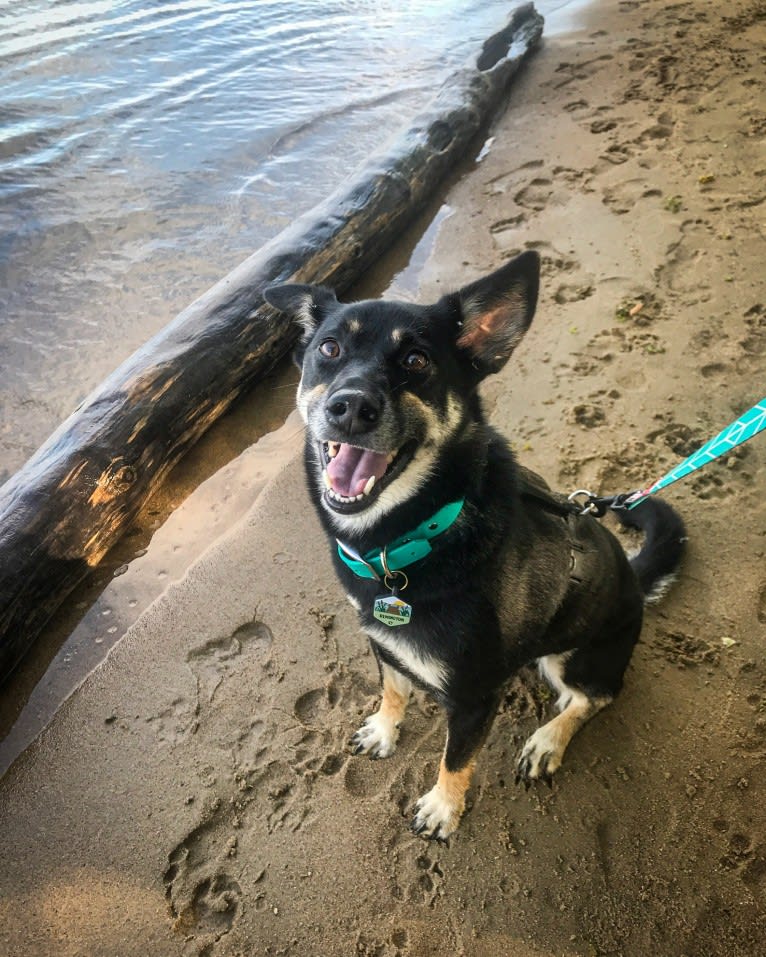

{"left": 264, "top": 251, "right": 686, "bottom": 840}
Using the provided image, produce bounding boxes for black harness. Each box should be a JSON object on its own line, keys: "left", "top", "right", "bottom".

{"left": 518, "top": 477, "right": 594, "bottom": 587}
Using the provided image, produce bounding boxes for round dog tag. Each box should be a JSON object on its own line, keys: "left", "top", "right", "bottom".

{"left": 373, "top": 594, "right": 412, "bottom": 627}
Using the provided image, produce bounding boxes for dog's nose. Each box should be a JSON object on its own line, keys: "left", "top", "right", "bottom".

{"left": 325, "top": 388, "right": 382, "bottom": 435}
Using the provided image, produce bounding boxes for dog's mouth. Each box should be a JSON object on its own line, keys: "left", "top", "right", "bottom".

{"left": 319, "top": 440, "right": 415, "bottom": 513}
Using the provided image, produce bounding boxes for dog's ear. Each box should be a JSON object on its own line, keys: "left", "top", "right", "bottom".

{"left": 263, "top": 283, "right": 339, "bottom": 338}
{"left": 452, "top": 251, "right": 540, "bottom": 378}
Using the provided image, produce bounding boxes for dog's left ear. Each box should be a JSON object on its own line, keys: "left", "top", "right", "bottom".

{"left": 263, "top": 283, "right": 339, "bottom": 338}
{"left": 452, "top": 250, "right": 540, "bottom": 378}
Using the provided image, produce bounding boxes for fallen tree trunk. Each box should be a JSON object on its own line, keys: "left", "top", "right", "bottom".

{"left": 0, "top": 4, "right": 543, "bottom": 683}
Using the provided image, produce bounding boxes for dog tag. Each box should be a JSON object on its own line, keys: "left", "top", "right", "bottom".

{"left": 373, "top": 594, "right": 412, "bottom": 627}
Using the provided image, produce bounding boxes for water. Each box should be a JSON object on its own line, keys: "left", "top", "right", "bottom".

{"left": 0, "top": 0, "right": 583, "bottom": 481}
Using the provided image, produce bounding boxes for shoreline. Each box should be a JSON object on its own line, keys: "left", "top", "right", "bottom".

{"left": 2, "top": 1, "right": 766, "bottom": 955}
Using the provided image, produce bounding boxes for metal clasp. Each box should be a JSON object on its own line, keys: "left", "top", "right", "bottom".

{"left": 380, "top": 548, "right": 409, "bottom": 593}
{"left": 567, "top": 489, "right": 600, "bottom": 515}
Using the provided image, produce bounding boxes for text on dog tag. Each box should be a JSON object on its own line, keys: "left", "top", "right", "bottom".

{"left": 373, "top": 594, "right": 412, "bottom": 627}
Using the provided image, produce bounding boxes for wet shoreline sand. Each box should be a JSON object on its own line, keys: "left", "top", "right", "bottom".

{"left": 2, "top": 0, "right": 765, "bottom": 954}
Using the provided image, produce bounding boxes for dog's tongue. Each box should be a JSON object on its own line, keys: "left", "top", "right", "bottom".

{"left": 327, "top": 444, "right": 389, "bottom": 497}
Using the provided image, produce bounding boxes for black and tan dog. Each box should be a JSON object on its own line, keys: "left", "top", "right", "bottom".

{"left": 264, "top": 251, "right": 685, "bottom": 840}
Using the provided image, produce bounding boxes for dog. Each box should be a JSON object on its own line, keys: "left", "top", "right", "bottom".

{"left": 264, "top": 250, "right": 685, "bottom": 840}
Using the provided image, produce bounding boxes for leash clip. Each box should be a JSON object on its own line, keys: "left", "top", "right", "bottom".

{"left": 567, "top": 489, "right": 600, "bottom": 516}
{"left": 567, "top": 489, "right": 642, "bottom": 516}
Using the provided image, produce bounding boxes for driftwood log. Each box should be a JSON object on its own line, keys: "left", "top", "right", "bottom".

{"left": 0, "top": 4, "right": 543, "bottom": 683}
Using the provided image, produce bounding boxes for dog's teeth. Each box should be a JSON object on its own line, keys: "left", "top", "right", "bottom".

{"left": 323, "top": 470, "right": 332, "bottom": 489}
{"left": 363, "top": 475, "right": 375, "bottom": 496}
{"left": 328, "top": 442, "right": 340, "bottom": 458}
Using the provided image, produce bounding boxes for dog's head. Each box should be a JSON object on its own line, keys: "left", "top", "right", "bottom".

{"left": 264, "top": 250, "right": 539, "bottom": 531}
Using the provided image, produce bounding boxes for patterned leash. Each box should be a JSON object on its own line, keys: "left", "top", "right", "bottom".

{"left": 569, "top": 396, "right": 766, "bottom": 516}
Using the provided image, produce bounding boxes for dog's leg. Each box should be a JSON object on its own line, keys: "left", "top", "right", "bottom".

{"left": 412, "top": 696, "right": 498, "bottom": 841}
{"left": 351, "top": 661, "right": 412, "bottom": 759}
{"left": 516, "top": 651, "right": 612, "bottom": 785}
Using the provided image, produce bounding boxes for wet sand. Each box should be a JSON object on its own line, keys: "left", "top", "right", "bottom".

{"left": 2, "top": 0, "right": 766, "bottom": 954}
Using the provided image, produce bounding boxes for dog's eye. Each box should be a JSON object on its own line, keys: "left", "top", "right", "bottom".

{"left": 319, "top": 338, "right": 340, "bottom": 359}
{"left": 402, "top": 349, "right": 430, "bottom": 372}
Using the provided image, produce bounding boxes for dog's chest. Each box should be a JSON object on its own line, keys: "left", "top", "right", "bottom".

{"left": 362, "top": 619, "right": 449, "bottom": 694}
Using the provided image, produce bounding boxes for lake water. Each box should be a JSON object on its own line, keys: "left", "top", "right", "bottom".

{"left": 0, "top": 0, "right": 580, "bottom": 481}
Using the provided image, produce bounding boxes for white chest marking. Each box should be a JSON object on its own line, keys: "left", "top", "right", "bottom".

{"left": 364, "top": 623, "right": 448, "bottom": 694}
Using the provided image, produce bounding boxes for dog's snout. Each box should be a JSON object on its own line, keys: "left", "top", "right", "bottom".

{"left": 325, "top": 388, "right": 382, "bottom": 435}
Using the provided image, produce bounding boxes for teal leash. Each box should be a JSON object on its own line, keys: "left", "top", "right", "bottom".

{"left": 570, "top": 396, "right": 766, "bottom": 515}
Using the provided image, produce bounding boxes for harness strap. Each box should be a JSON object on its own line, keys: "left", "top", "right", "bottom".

{"left": 518, "top": 478, "right": 592, "bottom": 586}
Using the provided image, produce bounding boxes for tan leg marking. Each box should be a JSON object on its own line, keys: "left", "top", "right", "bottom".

{"left": 436, "top": 755, "right": 477, "bottom": 815}
{"left": 350, "top": 664, "right": 412, "bottom": 759}
{"left": 518, "top": 690, "right": 611, "bottom": 782}
{"left": 378, "top": 666, "right": 410, "bottom": 725}
{"left": 412, "top": 750, "right": 478, "bottom": 840}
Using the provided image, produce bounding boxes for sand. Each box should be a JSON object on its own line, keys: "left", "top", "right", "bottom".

{"left": 1, "top": 0, "right": 765, "bottom": 954}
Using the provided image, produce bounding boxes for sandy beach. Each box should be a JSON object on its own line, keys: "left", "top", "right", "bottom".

{"left": 1, "top": 0, "right": 765, "bottom": 954}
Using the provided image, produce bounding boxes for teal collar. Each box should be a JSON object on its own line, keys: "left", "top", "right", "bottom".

{"left": 336, "top": 499, "right": 465, "bottom": 580}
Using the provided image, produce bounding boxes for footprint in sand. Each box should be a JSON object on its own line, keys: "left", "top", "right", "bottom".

{"left": 572, "top": 403, "right": 607, "bottom": 429}
{"left": 600, "top": 142, "right": 633, "bottom": 165}
{"left": 590, "top": 118, "right": 618, "bottom": 134}
{"left": 700, "top": 362, "right": 728, "bottom": 378}
{"left": 163, "top": 810, "right": 245, "bottom": 952}
{"left": 356, "top": 928, "right": 411, "bottom": 957}
{"left": 741, "top": 304, "right": 766, "bottom": 357}
{"left": 582, "top": 326, "right": 666, "bottom": 362}
{"left": 187, "top": 618, "right": 273, "bottom": 706}
{"left": 514, "top": 178, "right": 554, "bottom": 212}
{"left": 485, "top": 158, "right": 543, "bottom": 196}
{"left": 688, "top": 444, "right": 751, "bottom": 501}
{"left": 650, "top": 628, "right": 721, "bottom": 669}
{"left": 388, "top": 828, "right": 446, "bottom": 906}
{"left": 118, "top": 620, "right": 274, "bottom": 746}
{"left": 525, "top": 240, "right": 580, "bottom": 276}
{"left": 554, "top": 283, "right": 594, "bottom": 304}
{"left": 590, "top": 438, "right": 662, "bottom": 492}
{"left": 551, "top": 53, "right": 614, "bottom": 91}
{"left": 719, "top": 832, "right": 766, "bottom": 891}
{"left": 647, "top": 422, "right": 705, "bottom": 458}
{"left": 143, "top": 696, "right": 197, "bottom": 745}
{"left": 293, "top": 669, "right": 379, "bottom": 785}
{"left": 489, "top": 213, "right": 526, "bottom": 249}
{"left": 512, "top": 174, "right": 581, "bottom": 212}
{"left": 603, "top": 179, "right": 662, "bottom": 214}
{"left": 633, "top": 111, "right": 675, "bottom": 150}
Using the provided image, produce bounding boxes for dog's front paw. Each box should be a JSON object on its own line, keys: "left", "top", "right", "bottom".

{"left": 411, "top": 785, "right": 463, "bottom": 841}
{"left": 350, "top": 712, "right": 400, "bottom": 759}
{"left": 515, "top": 725, "right": 564, "bottom": 787}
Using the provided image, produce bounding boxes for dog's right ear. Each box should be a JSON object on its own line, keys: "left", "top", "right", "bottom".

{"left": 263, "top": 283, "right": 339, "bottom": 338}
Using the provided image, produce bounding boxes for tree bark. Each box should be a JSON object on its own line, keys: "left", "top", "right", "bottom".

{"left": 0, "top": 3, "right": 543, "bottom": 683}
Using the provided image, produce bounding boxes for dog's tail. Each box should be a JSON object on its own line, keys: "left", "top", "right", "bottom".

{"left": 614, "top": 497, "right": 687, "bottom": 604}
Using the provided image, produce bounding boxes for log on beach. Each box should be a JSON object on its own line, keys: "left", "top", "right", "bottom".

{"left": 0, "top": 4, "right": 544, "bottom": 683}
